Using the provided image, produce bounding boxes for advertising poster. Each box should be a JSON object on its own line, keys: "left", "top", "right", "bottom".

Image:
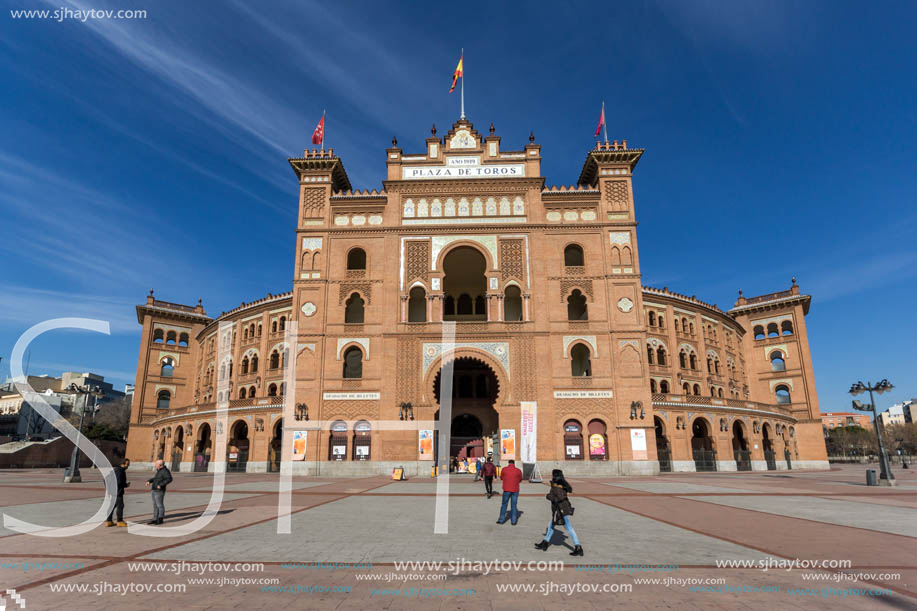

{"left": 589, "top": 433, "right": 606, "bottom": 457}
{"left": 500, "top": 429, "right": 516, "bottom": 460}
{"left": 292, "top": 430, "right": 307, "bottom": 461}
{"left": 418, "top": 429, "right": 434, "bottom": 460}
{"left": 630, "top": 428, "right": 648, "bottom": 460}
{"left": 520, "top": 401, "right": 538, "bottom": 463}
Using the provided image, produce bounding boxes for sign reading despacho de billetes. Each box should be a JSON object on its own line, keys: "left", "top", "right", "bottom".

{"left": 402, "top": 162, "right": 525, "bottom": 180}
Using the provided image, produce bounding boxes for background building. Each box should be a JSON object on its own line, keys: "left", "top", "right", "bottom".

{"left": 821, "top": 411, "right": 873, "bottom": 430}
{"left": 878, "top": 400, "right": 914, "bottom": 427}
{"left": 125, "top": 119, "right": 829, "bottom": 476}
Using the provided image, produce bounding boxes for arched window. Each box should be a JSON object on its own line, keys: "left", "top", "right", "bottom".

{"left": 178, "top": 333, "right": 189, "bottom": 347}
{"left": 693, "top": 384, "right": 701, "bottom": 396}
{"left": 268, "top": 383, "right": 277, "bottom": 397}
{"left": 647, "top": 345, "right": 654, "bottom": 364}
{"left": 564, "top": 244, "right": 584, "bottom": 267}
{"left": 248, "top": 386, "right": 256, "bottom": 398}
{"left": 588, "top": 419, "right": 608, "bottom": 461}
{"left": 243, "top": 327, "right": 249, "bottom": 341}
{"left": 682, "top": 382, "right": 690, "bottom": 395}
{"left": 570, "top": 343, "right": 592, "bottom": 377}
{"left": 689, "top": 322, "right": 694, "bottom": 335}
{"left": 153, "top": 329, "right": 164, "bottom": 343}
{"left": 679, "top": 351, "right": 687, "bottom": 368}
{"left": 681, "top": 319, "right": 688, "bottom": 333}
{"left": 656, "top": 347, "right": 667, "bottom": 366}
{"left": 280, "top": 382, "right": 285, "bottom": 396}
{"left": 648, "top": 311, "right": 656, "bottom": 326}
{"left": 257, "top": 323, "right": 262, "bottom": 336}
{"left": 770, "top": 351, "right": 786, "bottom": 372}
{"left": 343, "top": 347, "right": 363, "bottom": 379}
{"left": 156, "top": 390, "right": 171, "bottom": 410}
{"left": 270, "top": 350, "right": 280, "bottom": 369}
{"left": 220, "top": 363, "right": 226, "bottom": 380}
{"left": 345, "top": 293, "right": 365, "bottom": 323}
{"left": 767, "top": 323, "right": 779, "bottom": 338}
{"left": 710, "top": 387, "right": 716, "bottom": 397}
{"left": 160, "top": 358, "right": 174, "bottom": 377}
{"left": 271, "top": 321, "right": 278, "bottom": 333}
{"left": 239, "top": 388, "right": 246, "bottom": 400}
{"left": 504, "top": 285, "right": 522, "bottom": 321}
{"left": 443, "top": 246, "right": 486, "bottom": 321}
{"left": 444, "top": 295, "right": 455, "bottom": 316}
{"left": 707, "top": 357, "right": 713, "bottom": 373}
{"left": 775, "top": 385, "right": 791, "bottom": 404}
{"left": 781, "top": 321, "right": 794, "bottom": 336}
{"left": 564, "top": 420, "right": 583, "bottom": 460}
{"left": 241, "top": 357, "right": 249, "bottom": 375}
{"left": 279, "top": 316, "right": 286, "bottom": 332}
{"left": 251, "top": 355, "right": 258, "bottom": 373}
{"left": 166, "top": 331, "right": 177, "bottom": 345}
{"left": 408, "top": 287, "right": 427, "bottom": 322}
{"left": 347, "top": 248, "right": 367, "bottom": 270}
{"left": 650, "top": 379, "right": 657, "bottom": 393}
{"left": 714, "top": 360, "right": 720, "bottom": 375}
{"left": 689, "top": 353, "right": 697, "bottom": 370}
{"left": 717, "top": 388, "right": 724, "bottom": 398}
{"left": 660, "top": 380, "right": 670, "bottom": 393}
{"left": 658, "top": 314, "right": 665, "bottom": 329}
{"left": 474, "top": 295, "right": 486, "bottom": 315}
{"left": 249, "top": 323, "right": 255, "bottom": 338}
{"left": 567, "top": 289, "right": 588, "bottom": 320}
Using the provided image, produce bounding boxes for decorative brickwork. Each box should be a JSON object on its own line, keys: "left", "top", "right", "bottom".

{"left": 604, "top": 180, "right": 629, "bottom": 211}
{"left": 301, "top": 187, "right": 325, "bottom": 219}
{"left": 405, "top": 241, "right": 430, "bottom": 285}
{"left": 500, "top": 239, "right": 524, "bottom": 282}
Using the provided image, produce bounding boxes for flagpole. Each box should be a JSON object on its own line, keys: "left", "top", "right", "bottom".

{"left": 322, "top": 109, "right": 326, "bottom": 151}
{"left": 602, "top": 101, "right": 608, "bottom": 144}
{"left": 460, "top": 49, "right": 465, "bottom": 119}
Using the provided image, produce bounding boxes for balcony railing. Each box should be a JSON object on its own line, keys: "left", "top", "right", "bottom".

{"left": 650, "top": 393, "right": 794, "bottom": 417}
{"left": 743, "top": 289, "right": 795, "bottom": 305}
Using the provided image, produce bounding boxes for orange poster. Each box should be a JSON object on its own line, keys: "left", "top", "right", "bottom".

{"left": 500, "top": 429, "right": 515, "bottom": 460}
{"left": 292, "top": 431, "right": 307, "bottom": 461}
{"left": 418, "top": 430, "right": 434, "bottom": 460}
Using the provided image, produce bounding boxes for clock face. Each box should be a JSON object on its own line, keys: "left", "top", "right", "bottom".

{"left": 450, "top": 130, "right": 475, "bottom": 149}
{"left": 301, "top": 302, "right": 316, "bottom": 317}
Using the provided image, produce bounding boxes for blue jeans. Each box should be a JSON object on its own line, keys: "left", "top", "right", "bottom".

{"left": 497, "top": 491, "right": 518, "bottom": 523}
{"left": 544, "top": 514, "right": 580, "bottom": 546}
{"left": 151, "top": 490, "right": 166, "bottom": 521}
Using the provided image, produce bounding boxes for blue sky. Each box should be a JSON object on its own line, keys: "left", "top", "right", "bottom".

{"left": 1, "top": 0, "right": 914, "bottom": 413}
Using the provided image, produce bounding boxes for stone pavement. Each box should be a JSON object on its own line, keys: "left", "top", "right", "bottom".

{"left": 0, "top": 464, "right": 914, "bottom": 610}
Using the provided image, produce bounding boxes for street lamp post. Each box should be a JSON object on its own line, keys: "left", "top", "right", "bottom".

{"left": 849, "top": 379, "right": 896, "bottom": 486}
{"left": 63, "top": 384, "right": 104, "bottom": 483}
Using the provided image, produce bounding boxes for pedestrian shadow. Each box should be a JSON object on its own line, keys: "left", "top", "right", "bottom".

{"left": 160, "top": 509, "right": 235, "bottom": 523}
{"left": 546, "top": 529, "right": 575, "bottom": 551}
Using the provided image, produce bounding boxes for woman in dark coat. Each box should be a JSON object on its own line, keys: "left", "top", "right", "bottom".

{"left": 534, "top": 469, "right": 583, "bottom": 556}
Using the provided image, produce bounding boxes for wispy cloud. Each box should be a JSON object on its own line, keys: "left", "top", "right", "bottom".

{"left": 0, "top": 285, "right": 138, "bottom": 334}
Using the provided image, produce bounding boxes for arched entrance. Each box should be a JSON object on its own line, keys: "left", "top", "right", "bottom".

{"left": 732, "top": 421, "right": 751, "bottom": 471}
{"left": 268, "top": 419, "right": 282, "bottom": 472}
{"left": 762, "top": 423, "right": 776, "bottom": 470}
{"left": 171, "top": 426, "right": 184, "bottom": 472}
{"left": 227, "top": 420, "right": 249, "bottom": 473}
{"left": 442, "top": 247, "right": 488, "bottom": 321}
{"left": 691, "top": 418, "right": 717, "bottom": 472}
{"left": 433, "top": 356, "right": 500, "bottom": 466}
{"left": 194, "top": 423, "right": 212, "bottom": 472}
{"left": 654, "top": 416, "right": 672, "bottom": 472}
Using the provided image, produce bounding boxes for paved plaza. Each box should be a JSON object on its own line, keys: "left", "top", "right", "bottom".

{"left": 0, "top": 464, "right": 914, "bottom": 609}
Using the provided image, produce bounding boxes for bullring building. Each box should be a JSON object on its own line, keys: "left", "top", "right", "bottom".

{"left": 125, "top": 119, "right": 829, "bottom": 476}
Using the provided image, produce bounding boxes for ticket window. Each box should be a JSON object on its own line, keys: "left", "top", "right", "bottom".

{"left": 353, "top": 421, "right": 371, "bottom": 461}
{"left": 329, "top": 421, "right": 348, "bottom": 461}
{"left": 564, "top": 420, "right": 584, "bottom": 460}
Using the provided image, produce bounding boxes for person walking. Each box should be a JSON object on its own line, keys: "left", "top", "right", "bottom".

{"left": 105, "top": 458, "right": 130, "bottom": 527}
{"left": 534, "top": 469, "right": 583, "bottom": 556}
{"left": 474, "top": 457, "right": 482, "bottom": 481}
{"left": 481, "top": 456, "right": 497, "bottom": 498}
{"left": 145, "top": 459, "right": 172, "bottom": 525}
{"left": 496, "top": 459, "right": 522, "bottom": 525}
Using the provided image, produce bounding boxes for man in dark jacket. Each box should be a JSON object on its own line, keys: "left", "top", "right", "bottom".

{"left": 105, "top": 458, "right": 130, "bottom": 527}
{"left": 496, "top": 459, "right": 523, "bottom": 525}
{"left": 481, "top": 456, "right": 497, "bottom": 498}
{"left": 145, "top": 459, "right": 172, "bottom": 525}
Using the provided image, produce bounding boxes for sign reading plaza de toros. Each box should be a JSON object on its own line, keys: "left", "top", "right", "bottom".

{"left": 402, "top": 156, "right": 525, "bottom": 180}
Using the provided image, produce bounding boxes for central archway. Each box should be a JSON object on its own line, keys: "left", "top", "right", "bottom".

{"left": 433, "top": 356, "right": 500, "bottom": 463}
{"left": 442, "top": 246, "right": 487, "bottom": 321}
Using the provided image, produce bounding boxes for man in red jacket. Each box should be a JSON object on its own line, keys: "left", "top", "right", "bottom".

{"left": 496, "top": 459, "right": 523, "bottom": 525}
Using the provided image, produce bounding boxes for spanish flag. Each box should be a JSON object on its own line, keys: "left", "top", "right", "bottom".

{"left": 449, "top": 54, "right": 463, "bottom": 93}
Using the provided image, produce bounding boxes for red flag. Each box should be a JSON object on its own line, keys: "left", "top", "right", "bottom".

{"left": 594, "top": 103, "right": 605, "bottom": 138}
{"left": 312, "top": 113, "right": 325, "bottom": 146}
